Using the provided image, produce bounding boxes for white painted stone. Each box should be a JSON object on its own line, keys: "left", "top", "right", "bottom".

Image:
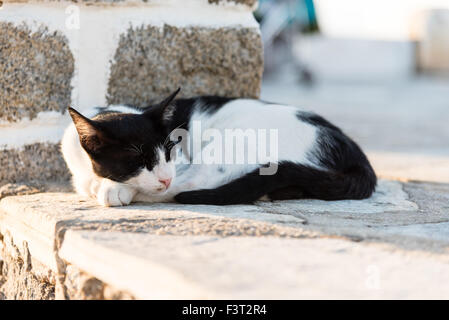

{"left": 0, "top": 111, "right": 71, "bottom": 149}
{"left": 60, "top": 231, "right": 449, "bottom": 299}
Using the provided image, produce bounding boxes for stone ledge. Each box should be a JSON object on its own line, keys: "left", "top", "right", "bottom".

{"left": 1, "top": 179, "right": 449, "bottom": 299}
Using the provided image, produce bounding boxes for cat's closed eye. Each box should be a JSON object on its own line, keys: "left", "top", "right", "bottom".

{"left": 125, "top": 144, "right": 144, "bottom": 155}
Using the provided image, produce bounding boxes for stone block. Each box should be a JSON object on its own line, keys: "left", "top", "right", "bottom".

{"left": 107, "top": 25, "right": 263, "bottom": 106}
{"left": 0, "top": 23, "right": 74, "bottom": 122}
{"left": 0, "top": 143, "right": 70, "bottom": 186}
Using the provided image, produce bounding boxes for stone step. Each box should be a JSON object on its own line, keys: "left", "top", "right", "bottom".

{"left": 1, "top": 179, "right": 449, "bottom": 299}
{"left": 59, "top": 231, "right": 449, "bottom": 299}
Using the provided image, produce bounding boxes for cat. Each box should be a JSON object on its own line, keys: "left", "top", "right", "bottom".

{"left": 61, "top": 88, "right": 376, "bottom": 206}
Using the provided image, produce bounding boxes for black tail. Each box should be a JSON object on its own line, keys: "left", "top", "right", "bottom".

{"left": 272, "top": 163, "right": 377, "bottom": 201}
{"left": 175, "top": 161, "right": 377, "bottom": 205}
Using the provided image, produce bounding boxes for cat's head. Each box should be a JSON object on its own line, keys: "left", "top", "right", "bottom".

{"left": 68, "top": 88, "right": 181, "bottom": 195}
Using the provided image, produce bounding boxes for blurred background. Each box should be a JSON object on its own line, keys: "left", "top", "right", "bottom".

{"left": 256, "top": 0, "right": 449, "bottom": 184}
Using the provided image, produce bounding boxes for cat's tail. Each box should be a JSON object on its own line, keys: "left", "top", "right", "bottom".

{"left": 175, "top": 161, "right": 377, "bottom": 205}
{"left": 280, "top": 162, "right": 377, "bottom": 201}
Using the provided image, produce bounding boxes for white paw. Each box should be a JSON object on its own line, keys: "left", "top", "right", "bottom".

{"left": 97, "top": 179, "right": 136, "bottom": 207}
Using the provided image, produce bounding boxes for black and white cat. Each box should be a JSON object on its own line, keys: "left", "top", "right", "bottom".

{"left": 61, "top": 88, "right": 376, "bottom": 206}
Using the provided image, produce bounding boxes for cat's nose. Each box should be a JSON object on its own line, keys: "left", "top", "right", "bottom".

{"left": 159, "top": 178, "right": 172, "bottom": 189}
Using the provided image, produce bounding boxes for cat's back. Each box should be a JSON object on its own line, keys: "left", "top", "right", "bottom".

{"left": 188, "top": 98, "right": 319, "bottom": 165}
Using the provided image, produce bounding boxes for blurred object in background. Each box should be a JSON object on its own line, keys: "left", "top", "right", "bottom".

{"left": 413, "top": 9, "right": 449, "bottom": 75}
{"left": 260, "top": 0, "right": 449, "bottom": 185}
{"left": 292, "top": 0, "right": 449, "bottom": 83}
{"left": 255, "top": 0, "right": 318, "bottom": 83}
{"left": 314, "top": 0, "right": 449, "bottom": 40}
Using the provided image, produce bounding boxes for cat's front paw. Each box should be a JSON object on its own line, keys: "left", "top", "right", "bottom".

{"left": 97, "top": 179, "right": 136, "bottom": 207}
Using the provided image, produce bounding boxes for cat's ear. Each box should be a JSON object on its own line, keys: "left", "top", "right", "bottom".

{"left": 145, "top": 87, "right": 181, "bottom": 124}
{"left": 68, "top": 108, "right": 110, "bottom": 152}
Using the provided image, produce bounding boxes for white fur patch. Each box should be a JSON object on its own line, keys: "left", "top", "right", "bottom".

{"left": 125, "top": 147, "right": 176, "bottom": 195}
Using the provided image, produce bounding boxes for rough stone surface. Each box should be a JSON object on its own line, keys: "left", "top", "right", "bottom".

{"left": 404, "top": 181, "right": 449, "bottom": 216}
{"left": 107, "top": 25, "right": 263, "bottom": 107}
{"left": 0, "top": 181, "right": 71, "bottom": 201}
{"left": 0, "top": 23, "right": 74, "bottom": 122}
{"left": 0, "top": 183, "right": 41, "bottom": 199}
{"left": 63, "top": 264, "right": 135, "bottom": 300}
{"left": 0, "top": 143, "right": 70, "bottom": 186}
{"left": 0, "top": 231, "right": 55, "bottom": 300}
{"left": 0, "top": 228, "right": 134, "bottom": 300}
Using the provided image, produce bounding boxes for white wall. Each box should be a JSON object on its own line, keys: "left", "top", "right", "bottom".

{"left": 314, "top": 0, "right": 449, "bottom": 40}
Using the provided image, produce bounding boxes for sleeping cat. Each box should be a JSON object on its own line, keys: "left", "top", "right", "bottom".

{"left": 61, "top": 88, "right": 376, "bottom": 206}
